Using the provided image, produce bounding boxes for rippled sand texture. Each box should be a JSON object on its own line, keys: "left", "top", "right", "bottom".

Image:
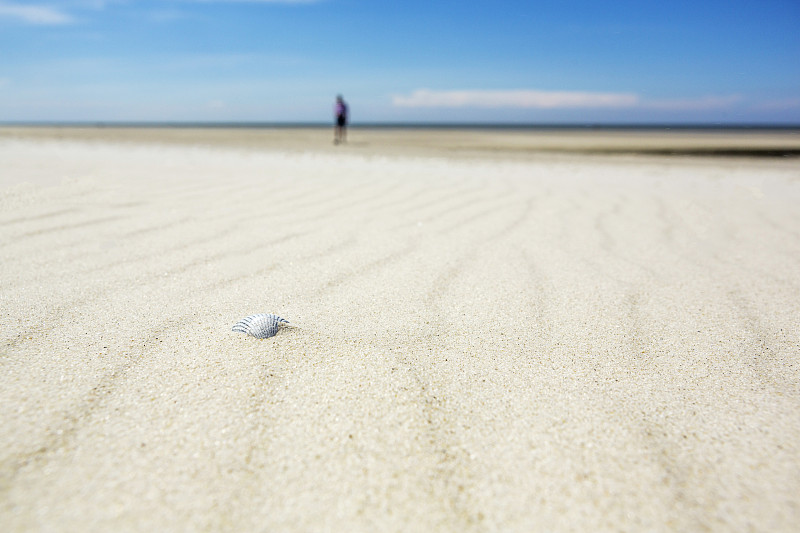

{"left": 1, "top": 138, "right": 799, "bottom": 532}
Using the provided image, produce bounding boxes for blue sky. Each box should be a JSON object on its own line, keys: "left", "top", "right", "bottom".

{"left": 1, "top": 0, "right": 798, "bottom": 123}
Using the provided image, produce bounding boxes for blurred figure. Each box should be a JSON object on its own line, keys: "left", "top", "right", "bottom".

{"left": 334, "top": 95, "right": 348, "bottom": 144}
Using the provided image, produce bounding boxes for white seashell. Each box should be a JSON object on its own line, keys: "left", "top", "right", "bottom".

{"left": 232, "top": 313, "right": 290, "bottom": 339}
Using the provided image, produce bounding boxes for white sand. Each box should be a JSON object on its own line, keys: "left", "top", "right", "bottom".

{"left": 1, "top": 132, "right": 799, "bottom": 531}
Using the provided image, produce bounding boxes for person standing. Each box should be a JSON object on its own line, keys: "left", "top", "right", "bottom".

{"left": 334, "top": 95, "right": 348, "bottom": 144}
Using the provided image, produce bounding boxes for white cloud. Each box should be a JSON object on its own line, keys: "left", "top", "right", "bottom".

{"left": 0, "top": 0, "right": 319, "bottom": 26}
{"left": 393, "top": 89, "right": 640, "bottom": 109}
{"left": 393, "top": 89, "right": 748, "bottom": 112}
{"left": 644, "top": 95, "right": 741, "bottom": 110}
{"left": 0, "top": 2, "right": 74, "bottom": 24}
{"left": 71, "top": 0, "right": 124, "bottom": 8}
{"left": 175, "top": 0, "right": 321, "bottom": 3}
{"left": 753, "top": 98, "right": 800, "bottom": 111}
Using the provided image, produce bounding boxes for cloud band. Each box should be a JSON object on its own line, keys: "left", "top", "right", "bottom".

{"left": 393, "top": 89, "right": 640, "bottom": 109}
{"left": 0, "top": 2, "right": 73, "bottom": 25}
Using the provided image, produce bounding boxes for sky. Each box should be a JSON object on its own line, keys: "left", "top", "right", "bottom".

{"left": 0, "top": 0, "right": 799, "bottom": 124}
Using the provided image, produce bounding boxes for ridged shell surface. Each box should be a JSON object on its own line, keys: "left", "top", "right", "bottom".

{"left": 232, "top": 313, "right": 289, "bottom": 339}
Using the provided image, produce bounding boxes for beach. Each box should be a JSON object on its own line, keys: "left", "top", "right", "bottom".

{"left": 1, "top": 127, "right": 799, "bottom": 531}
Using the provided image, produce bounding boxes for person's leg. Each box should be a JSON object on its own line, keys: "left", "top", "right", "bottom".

{"left": 335, "top": 116, "right": 345, "bottom": 144}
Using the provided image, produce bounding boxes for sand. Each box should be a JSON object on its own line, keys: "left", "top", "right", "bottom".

{"left": 1, "top": 128, "right": 799, "bottom": 531}
{"left": 3, "top": 125, "right": 800, "bottom": 158}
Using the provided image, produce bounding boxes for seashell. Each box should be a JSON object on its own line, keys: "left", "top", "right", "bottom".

{"left": 232, "top": 313, "right": 290, "bottom": 339}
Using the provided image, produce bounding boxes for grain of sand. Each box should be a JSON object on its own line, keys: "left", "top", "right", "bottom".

{"left": 1, "top": 130, "right": 799, "bottom": 531}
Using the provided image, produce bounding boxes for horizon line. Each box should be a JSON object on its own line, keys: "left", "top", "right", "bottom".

{"left": 2, "top": 121, "right": 800, "bottom": 131}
